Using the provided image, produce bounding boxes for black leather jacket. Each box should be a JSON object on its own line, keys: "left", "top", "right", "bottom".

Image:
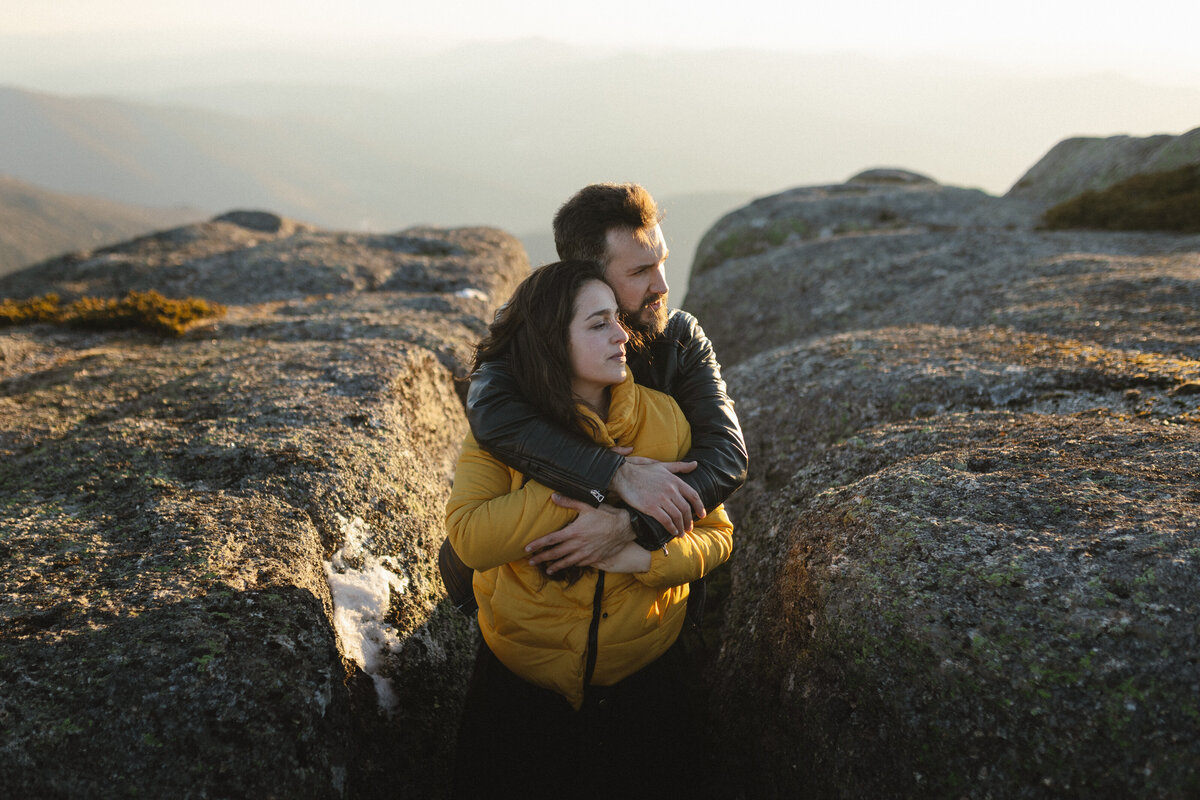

{"left": 466, "top": 309, "right": 748, "bottom": 550}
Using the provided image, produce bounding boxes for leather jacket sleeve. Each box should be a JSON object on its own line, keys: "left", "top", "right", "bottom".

{"left": 465, "top": 311, "right": 748, "bottom": 552}
{"left": 466, "top": 358, "right": 624, "bottom": 507}
{"left": 627, "top": 312, "right": 748, "bottom": 549}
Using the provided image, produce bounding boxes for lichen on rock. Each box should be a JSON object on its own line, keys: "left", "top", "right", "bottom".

{"left": 0, "top": 212, "right": 526, "bottom": 798}
{"left": 688, "top": 158, "right": 1200, "bottom": 797}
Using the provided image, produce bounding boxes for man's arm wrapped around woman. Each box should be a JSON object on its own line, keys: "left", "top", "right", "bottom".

{"left": 448, "top": 378, "right": 733, "bottom": 584}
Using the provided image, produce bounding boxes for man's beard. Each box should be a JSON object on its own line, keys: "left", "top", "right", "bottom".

{"left": 621, "top": 293, "right": 669, "bottom": 347}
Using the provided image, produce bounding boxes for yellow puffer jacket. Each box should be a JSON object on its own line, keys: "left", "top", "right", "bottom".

{"left": 446, "top": 373, "right": 733, "bottom": 710}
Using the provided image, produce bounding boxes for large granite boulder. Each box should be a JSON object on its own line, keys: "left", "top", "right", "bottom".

{"left": 687, "top": 168, "right": 1200, "bottom": 797}
{"left": 687, "top": 175, "right": 1200, "bottom": 368}
{"left": 690, "top": 174, "right": 1038, "bottom": 282}
{"left": 1006, "top": 126, "right": 1200, "bottom": 208}
{"left": 0, "top": 212, "right": 527, "bottom": 798}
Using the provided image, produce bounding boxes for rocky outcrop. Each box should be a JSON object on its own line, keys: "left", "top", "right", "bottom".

{"left": 7, "top": 130, "right": 1200, "bottom": 798}
{"left": 848, "top": 167, "right": 936, "bottom": 186}
{"left": 0, "top": 213, "right": 527, "bottom": 798}
{"left": 691, "top": 173, "right": 1040, "bottom": 283}
{"left": 1007, "top": 126, "right": 1200, "bottom": 208}
{"left": 688, "top": 170, "right": 1200, "bottom": 797}
{"left": 1040, "top": 164, "right": 1200, "bottom": 234}
{"left": 689, "top": 177, "right": 1198, "bottom": 368}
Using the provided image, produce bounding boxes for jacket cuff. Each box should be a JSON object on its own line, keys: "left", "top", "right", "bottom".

{"left": 591, "top": 452, "right": 625, "bottom": 506}
{"left": 629, "top": 509, "right": 672, "bottom": 551}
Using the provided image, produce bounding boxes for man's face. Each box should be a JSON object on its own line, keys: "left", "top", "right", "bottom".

{"left": 603, "top": 224, "right": 670, "bottom": 336}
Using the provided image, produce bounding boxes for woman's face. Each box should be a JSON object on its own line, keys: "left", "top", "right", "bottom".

{"left": 569, "top": 280, "right": 630, "bottom": 404}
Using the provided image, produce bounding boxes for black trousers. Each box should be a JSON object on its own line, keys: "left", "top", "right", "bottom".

{"left": 451, "top": 635, "right": 706, "bottom": 799}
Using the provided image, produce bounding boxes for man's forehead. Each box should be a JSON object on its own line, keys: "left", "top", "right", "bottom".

{"left": 631, "top": 224, "right": 664, "bottom": 247}
{"left": 607, "top": 224, "right": 668, "bottom": 266}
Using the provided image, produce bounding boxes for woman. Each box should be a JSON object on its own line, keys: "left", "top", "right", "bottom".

{"left": 445, "top": 260, "right": 733, "bottom": 796}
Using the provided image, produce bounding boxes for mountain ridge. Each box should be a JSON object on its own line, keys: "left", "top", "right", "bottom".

{"left": 0, "top": 174, "right": 201, "bottom": 277}
{"left": 4, "top": 42, "right": 1199, "bottom": 233}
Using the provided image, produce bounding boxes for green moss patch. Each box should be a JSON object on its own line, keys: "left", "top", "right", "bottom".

{"left": 1042, "top": 164, "right": 1200, "bottom": 233}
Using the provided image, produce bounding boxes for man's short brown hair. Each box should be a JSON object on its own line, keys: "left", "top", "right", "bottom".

{"left": 553, "top": 183, "right": 662, "bottom": 265}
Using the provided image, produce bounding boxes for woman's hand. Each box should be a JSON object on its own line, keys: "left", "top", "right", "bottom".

{"left": 592, "top": 542, "right": 652, "bottom": 574}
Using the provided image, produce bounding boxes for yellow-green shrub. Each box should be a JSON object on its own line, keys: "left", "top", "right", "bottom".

{"left": 0, "top": 290, "right": 227, "bottom": 336}
{"left": 0, "top": 293, "right": 62, "bottom": 325}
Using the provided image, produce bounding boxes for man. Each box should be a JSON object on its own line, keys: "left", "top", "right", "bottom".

{"left": 441, "top": 182, "right": 746, "bottom": 618}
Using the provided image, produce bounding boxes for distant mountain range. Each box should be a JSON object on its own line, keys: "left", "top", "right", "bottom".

{"left": 0, "top": 175, "right": 200, "bottom": 277}
{"left": 2, "top": 41, "right": 1198, "bottom": 282}
{"left": 0, "top": 86, "right": 524, "bottom": 232}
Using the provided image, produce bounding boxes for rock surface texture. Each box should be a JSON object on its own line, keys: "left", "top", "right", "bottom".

{"left": 0, "top": 212, "right": 526, "bottom": 798}
{"left": 687, "top": 138, "right": 1200, "bottom": 797}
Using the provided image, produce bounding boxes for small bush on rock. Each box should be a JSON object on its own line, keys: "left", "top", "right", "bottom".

{"left": 0, "top": 290, "right": 227, "bottom": 336}
{"left": 1042, "top": 164, "right": 1200, "bottom": 233}
{"left": 0, "top": 293, "right": 62, "bottom": 325}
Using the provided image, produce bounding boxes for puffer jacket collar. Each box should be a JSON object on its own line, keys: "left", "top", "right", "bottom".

{"left": 575, "top": 373, "right": 639, "bottom": 447}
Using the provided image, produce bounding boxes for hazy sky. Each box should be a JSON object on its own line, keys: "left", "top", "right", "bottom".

{"left": 4, "top": 0, "right": 1200, "bottom": 86}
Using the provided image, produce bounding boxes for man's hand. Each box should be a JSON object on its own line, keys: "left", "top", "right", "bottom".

{"left": 526, "top": 495, "right": 635, "bottom": 574}
{"left": 610, "top": 456, "right": 706, "bottom": 537}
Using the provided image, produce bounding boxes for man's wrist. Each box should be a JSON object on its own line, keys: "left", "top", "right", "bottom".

{"left": 608, "top": 459, "right": 631, "bottom": 498}
{"left": 628, "top": 509, "right": 671, "bottom": 551}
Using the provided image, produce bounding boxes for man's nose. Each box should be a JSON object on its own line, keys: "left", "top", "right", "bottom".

{"left": 650, "top": 265, "right": 669, "bottom": 295}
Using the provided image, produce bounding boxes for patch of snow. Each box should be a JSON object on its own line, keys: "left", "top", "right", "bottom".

{"left": 454, "top": 287, "right": 488, "bottom": 302}
{"left": 323, "top": 514, "right": 409, "bottom": 715}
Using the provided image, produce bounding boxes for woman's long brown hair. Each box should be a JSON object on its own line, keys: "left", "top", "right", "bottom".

{"left": 472, "top": 259, "right": 610, "bottom": 439}
{"left": 471, "top": 259, "right": 611, "bottom": 584}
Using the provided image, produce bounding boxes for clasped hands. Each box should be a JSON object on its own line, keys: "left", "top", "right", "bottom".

{"left": 526, "top": 447, "right": 705, "bottom": 575}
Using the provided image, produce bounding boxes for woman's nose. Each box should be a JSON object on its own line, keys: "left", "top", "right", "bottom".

{"left": 614, "top": 325, "right": 630, "bottom": 344}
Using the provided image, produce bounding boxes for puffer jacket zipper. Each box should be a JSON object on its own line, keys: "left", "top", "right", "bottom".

{"left": 583, "top": 571, "right": 606, "bottom": 688}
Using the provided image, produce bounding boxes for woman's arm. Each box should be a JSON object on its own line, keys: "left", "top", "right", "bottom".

{"left": 445, "top": 433, "right": 577, "bottom": 572}
{"left": 592, "top": 541, "right": 653, "bottom": 574}
{"left": 602, "top": 405, "right": 734, "bottom": 585}
{"left": 631, "top": 506, "right": 734, "bottom": 588}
